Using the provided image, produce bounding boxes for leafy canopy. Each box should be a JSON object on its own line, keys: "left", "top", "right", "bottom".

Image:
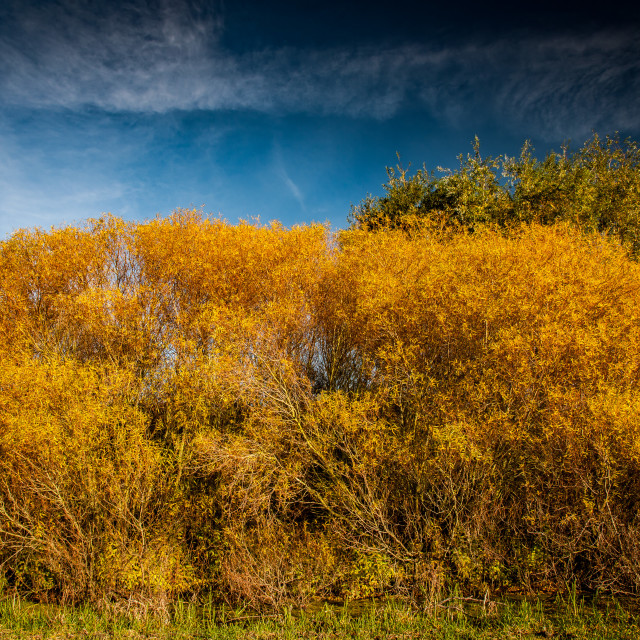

{"left": 349, "top": 133, "right": 640, "bottom": 253}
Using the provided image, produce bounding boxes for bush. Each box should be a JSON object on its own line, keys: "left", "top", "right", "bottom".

{"left": 2, "top": 212, "right": 640, "bottom": 605}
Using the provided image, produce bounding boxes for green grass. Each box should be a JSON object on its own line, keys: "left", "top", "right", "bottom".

{"left": 0, "top": 593, "right": 638, "bottom": 639}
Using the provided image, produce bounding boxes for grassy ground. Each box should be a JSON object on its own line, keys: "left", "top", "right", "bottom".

{"left": 0, "top": 594, "right": 638, "bottom": 639}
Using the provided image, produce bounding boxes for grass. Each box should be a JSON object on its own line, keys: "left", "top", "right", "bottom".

{"left": 0, "top": 592, "right": 638, "bottom": 639}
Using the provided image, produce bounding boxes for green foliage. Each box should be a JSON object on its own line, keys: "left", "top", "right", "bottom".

{"left": 349, "top": 134, "right": 640, "bottom": 254}
{"left": 348, "top": 137, "right": 514, "bottom": 232}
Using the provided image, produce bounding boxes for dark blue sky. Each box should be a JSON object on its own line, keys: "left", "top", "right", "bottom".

{"left": 1, "top": 0, "right": 639, "bottom": 237}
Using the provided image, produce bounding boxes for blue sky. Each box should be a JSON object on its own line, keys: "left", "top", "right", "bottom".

{"left": 1, "top": 0, "right": 639, "bottom": 238}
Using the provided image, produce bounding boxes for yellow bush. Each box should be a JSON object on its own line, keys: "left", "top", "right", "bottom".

{"left": 2, "top": 214, "right": 640, "bottom": 602}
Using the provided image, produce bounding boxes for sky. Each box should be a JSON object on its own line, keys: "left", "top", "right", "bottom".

{"left": 1, "top": 0, "right": 639, "bottom": 239}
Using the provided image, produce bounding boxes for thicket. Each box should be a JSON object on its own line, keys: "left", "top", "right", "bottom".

{"left": 1, "top": 199, "right": 640, "bottom": 609}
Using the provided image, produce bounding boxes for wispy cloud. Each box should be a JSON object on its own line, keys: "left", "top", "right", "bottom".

{"left": 0, "top": 140, "right": 135, "bottom": 237}
{"left": 0, "top": 111, "right": 153, "bottom": 238}
{"left": 0, "top": 1, "right": 638, "bottom": 139}
{"left": 280, "top": 170, "right": 305, "bottom": 212}
{"left": 490, "top": 32, "right": 640, "bottom": 140}
{"left": 273, "top": 144, "right": 305, "bottom": 212}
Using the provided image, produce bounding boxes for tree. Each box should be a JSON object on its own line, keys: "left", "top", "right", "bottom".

{"left": 350, "top": 134, "right": 640, "bottom": 255}
{"left": 348, "top": 138, "right": 511, "bottom": 233}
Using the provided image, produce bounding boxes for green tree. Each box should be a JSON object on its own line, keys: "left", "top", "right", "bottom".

{"left": 350, "top": 133, "right": 640, "bottom": 254}
{"left": 348, "top": 138, "right": 511, "bottom": 232}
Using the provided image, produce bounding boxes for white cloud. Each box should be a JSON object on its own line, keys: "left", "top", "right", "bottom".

{"left": 0, "top": 1, "right": 638, "bottom": 139}
{"left": 490, "top": 32, "right": 640, "bottom": 140}
{"left": 280, "top": 170, "right": 305, "bottom": 211}
{"left": 273, "top": 146, "right": 305, "bottom": 213}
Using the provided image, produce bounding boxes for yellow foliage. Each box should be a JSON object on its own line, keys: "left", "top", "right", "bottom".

{"left": 2, "top": 213, "right": 640, "bottom": 602}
